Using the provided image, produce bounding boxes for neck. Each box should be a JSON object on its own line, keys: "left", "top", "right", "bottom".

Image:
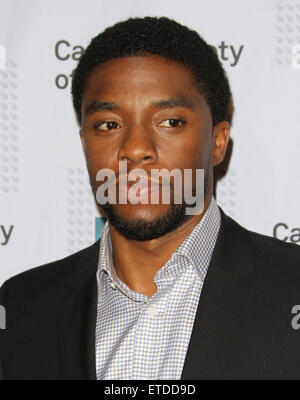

{"left": 109, "top": 189, "right": 213, "bottom": 298}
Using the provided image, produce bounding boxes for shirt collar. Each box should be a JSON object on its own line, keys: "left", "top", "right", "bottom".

{"left": 159, "top": 196, "right": 221, "bottom": 281}
{"left": 97, "top": 196, "right": 221, "bottom": 284}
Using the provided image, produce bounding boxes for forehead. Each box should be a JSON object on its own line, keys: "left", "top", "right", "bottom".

{"left": 82, "top": 55, "right": 206, "bottom": 108}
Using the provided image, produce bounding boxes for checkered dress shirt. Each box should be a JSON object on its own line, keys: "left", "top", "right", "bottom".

{"left": 95, "top": 196, "right": 221, "bottom": 380}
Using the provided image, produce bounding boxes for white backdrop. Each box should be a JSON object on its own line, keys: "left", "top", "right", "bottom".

{"left": 0, "top": 0, "right": 299, "bottom": 285}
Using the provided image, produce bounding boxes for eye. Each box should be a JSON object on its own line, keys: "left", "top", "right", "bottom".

{"left": 158, "top": 118, "right": 186, "bottom": 128}
{"left": 94, "top": 121, "right": 120, "bottom": 131}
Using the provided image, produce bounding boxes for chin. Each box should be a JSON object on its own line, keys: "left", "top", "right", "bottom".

{"left": 100, "top": 202, "right": 189, "bottom": 241}
{"left": 113, "top": 203, "right": 172, "bottom": 221}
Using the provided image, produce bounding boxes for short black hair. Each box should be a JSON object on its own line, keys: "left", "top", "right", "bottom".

{"left": 71, "top": 16, "right": 231, "bottom": 126}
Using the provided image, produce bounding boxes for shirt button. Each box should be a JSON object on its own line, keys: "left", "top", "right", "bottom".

{"left": 147, "top": 306, "right": 157, "bottom": 316}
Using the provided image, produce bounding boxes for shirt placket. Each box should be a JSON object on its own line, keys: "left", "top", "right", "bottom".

{"left": 131, "top": 275, "right": 175, "bottom": 380}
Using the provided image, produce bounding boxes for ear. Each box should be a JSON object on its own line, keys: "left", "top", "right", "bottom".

{"left": 212, "top": 121, "right": 230, "bottom": 167}
{"left": 80, "top": 129, "right": 86, "bottom": 154}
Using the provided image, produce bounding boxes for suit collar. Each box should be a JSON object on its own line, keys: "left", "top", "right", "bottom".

{"left": 65, "top": 239, "right": 100, "bottom": 291}
{"left": 181, "top": 207, "right": 255, "bottom": 379}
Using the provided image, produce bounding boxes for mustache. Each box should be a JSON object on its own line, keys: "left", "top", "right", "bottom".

{"left": 95, "top": 169, "right": 175, "bottom": 188}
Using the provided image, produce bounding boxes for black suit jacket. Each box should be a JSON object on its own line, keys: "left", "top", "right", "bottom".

{"left": 1, "top": 208, "right": 300, "bottom": 380}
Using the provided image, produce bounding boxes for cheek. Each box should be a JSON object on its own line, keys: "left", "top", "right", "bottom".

{"left": 193, "top": 127, "right": 214, "bottom": 166}
{"left": 83, "top": 136, "right": 117, "bottom": 172}
{"left": 171, "top": 134, "right": 212, "bottom": 170}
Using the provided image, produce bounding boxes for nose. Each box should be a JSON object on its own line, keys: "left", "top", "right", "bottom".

{"left": 117, "top": 124, "right": 157, "bottom": 167}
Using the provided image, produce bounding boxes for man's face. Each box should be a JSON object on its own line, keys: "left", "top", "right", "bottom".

{"left": 80, "top": 55, "right": 228, "bottom": 240}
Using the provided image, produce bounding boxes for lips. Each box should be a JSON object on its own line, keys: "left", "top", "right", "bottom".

{"left": 117, "top": 175, "right": 162, "bottom": 200}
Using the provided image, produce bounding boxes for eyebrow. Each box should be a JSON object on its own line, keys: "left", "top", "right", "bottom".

{"left": 151, "top": 96, "right": 195, "bottom": 110}
{"left": 84, "top": 100, "right": 118, "bottom": 115}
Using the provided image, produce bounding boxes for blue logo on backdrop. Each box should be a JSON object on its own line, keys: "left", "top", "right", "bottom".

{"left": 95, "top": 217, "right": 106, "bottom": 240}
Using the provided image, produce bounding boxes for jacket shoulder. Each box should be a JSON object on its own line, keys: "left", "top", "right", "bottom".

{"left": 226, "top": 212, "right": 300, "bottom": 282}
{"left": 249, "top": 229, "right": 300, "bottom": 284}
{"left": 0, "top": 240, "right": 100, "bottom": 300}
{"left": 220, "top": 210, "right": 300, "bottom": 277}
{"left": 248, "top": 226, "right": 300, "bottom": 256}
{"left": 248, "top": 227, "right": 300, "bottom": 264}
{"left": 223, "top": 210, "right": 300, "bottom": 256}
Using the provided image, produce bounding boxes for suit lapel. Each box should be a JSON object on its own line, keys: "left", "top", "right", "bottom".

{"left": 181, "top": 209, "right": 255, "bottom": 380}
{"left": 58, "top": 240, "right": 100, "bottom": 380}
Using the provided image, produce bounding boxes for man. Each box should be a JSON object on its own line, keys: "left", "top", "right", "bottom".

{"left": 1, "top": 17, "right": 300, "bottom": 380}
